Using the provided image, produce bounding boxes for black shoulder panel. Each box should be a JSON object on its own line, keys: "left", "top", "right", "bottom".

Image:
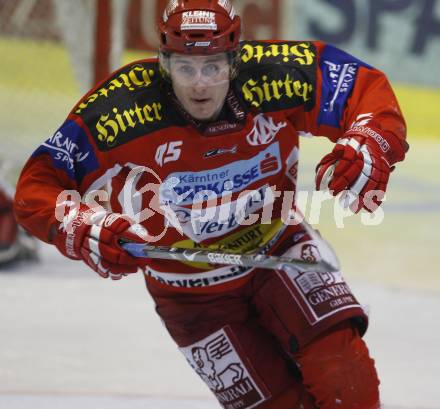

{"left": 71, "top": 60, "right": 185, "bottom": 152}
{"left": 234, "top": 40, "right": 317, "bottom": 113}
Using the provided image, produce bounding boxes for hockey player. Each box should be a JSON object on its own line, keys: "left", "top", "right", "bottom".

{"left": 13, "top": 1, "right": 408, "bottom": 408}
{"left": 0, "top": 181, "right": 38, "bottom": 266}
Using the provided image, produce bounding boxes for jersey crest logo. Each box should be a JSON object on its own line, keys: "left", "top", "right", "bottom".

{"left": 246, "top": 114, "right": 287, "bottom": 146}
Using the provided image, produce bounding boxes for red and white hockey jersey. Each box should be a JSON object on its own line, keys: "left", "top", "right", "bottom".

{"left": 14, "top": 40, "right": 408, "bottom": 292}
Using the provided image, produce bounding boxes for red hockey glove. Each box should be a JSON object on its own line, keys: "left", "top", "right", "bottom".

{"left": 315, "top": 125, "right": 406, "bottom": 213}
{"left": 53, "top": 204, "right": 149, "bottom": 280}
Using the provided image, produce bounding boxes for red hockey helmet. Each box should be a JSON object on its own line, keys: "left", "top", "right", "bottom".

{"left": 158, "top": 0, "right": 241, "bottom": 55}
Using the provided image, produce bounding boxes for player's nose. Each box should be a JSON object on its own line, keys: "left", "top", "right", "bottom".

{"left": 191, "top": 79, "right": 209, "bottom": 94}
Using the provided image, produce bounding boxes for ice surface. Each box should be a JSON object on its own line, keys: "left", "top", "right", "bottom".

{"left": 1, "top": 243, "right": 439, "bottom": 409}
{"left": 0, "top": 394, "right": 219, "bottom": 409}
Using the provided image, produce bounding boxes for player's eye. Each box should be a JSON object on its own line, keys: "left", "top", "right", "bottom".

{"left": 177, "top": 64, "right": 196, "bottom": 77}
{"left": 201, "top": 63, "right": 220, "bottom": 77}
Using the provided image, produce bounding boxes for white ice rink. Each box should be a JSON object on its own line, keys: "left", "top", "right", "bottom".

{"left": 1, "top": 243, "right": 439, "bottom": 409}
{"left": 0, "top": 140, "right": 440, "bottom": 409}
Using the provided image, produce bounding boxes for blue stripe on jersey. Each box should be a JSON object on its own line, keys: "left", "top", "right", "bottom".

{"left": 318, "top": 45, "right": 372, "bottom": 128}
{"left": 32, "top": 120, "right": 99, "bottom": 183}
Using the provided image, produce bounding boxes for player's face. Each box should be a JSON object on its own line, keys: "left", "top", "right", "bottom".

{"left": 169, "top": 53, "right": 230, "bottom": 122}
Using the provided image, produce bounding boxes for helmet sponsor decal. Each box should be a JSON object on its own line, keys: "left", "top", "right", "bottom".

{"left": 181, "top": 11, "right": 218, "bottom": 31}
{"left": 185, "top": 41, "right": 212, "bottom": 47}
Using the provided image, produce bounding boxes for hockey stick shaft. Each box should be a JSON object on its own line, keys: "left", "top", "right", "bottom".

{"left": 121, "top": 242, "right": 336, "bottom": 273}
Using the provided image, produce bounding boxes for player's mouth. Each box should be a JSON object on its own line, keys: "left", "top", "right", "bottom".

{"left": 191, "top": 97, "right": 211, "bottom": 105}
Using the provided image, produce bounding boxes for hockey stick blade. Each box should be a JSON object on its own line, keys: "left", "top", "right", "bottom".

{"left": 121, "top": 242, "right": 337, "bottom": 273}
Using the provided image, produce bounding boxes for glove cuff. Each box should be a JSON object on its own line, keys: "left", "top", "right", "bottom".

{"left": 344, "top": 124, "right": 408, "bottom": 166}
{"left": 53, "top": 204, "right": 96, "bottom": 260}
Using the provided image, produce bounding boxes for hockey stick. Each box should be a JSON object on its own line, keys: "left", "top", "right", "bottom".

{"left": 121, "top": 242, "right": 337, "bottom": 273}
